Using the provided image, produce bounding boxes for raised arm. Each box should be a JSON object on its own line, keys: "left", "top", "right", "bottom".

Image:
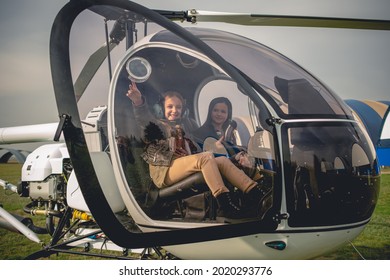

{"left": 126, "top": 81, "right": 143, "bottom": 106}
{"left": 125, "top": 81, "right": 168, "bottom": 142}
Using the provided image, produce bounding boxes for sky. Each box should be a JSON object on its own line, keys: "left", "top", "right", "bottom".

{"left": 0, "top": 0, "right": 390, "bottom": 129}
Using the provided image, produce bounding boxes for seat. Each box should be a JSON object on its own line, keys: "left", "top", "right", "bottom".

{"left": 146, "top": 172, "right": 208, "bottom": 207}
{"left": 143, "top": 172, "right": 212, "bottom": 220}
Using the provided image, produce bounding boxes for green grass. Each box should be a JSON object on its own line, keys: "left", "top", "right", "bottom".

{"left": 318, "top": 168, "right": 390, "bottom": 259}
{"left": 1, "top": 163, "right": 389, "bottom": 259}
{"left": 0, "top": 164, "right": 42, "bottom": 259}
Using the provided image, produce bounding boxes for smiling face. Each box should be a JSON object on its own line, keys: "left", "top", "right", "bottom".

{"left": 164, "top": 96, "right": 183, "bottom": 121}
{"left": 211, "top": 102, "right": 229, "bottom": 128}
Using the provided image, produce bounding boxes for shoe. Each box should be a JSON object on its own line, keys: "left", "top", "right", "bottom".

{"left": 244, "top": 184, "right": 272, "bottom": 218}
{"left": 216, "top": 192, "right": 244, "bottom": 219}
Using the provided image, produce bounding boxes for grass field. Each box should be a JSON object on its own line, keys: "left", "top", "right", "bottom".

{"left": 1, "top": 163, "right": 389, "bottom": 260}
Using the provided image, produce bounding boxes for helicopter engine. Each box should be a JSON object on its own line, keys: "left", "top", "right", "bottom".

{"left": 20, "top": 143, "right": 70, "bottom": 205}
{"left": 12, "top": 105, "right": 126, "bottom": 236}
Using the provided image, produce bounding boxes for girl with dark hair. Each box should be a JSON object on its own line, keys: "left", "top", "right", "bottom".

{"left": 193, "top": 97, "right": 237, "bottom": 145}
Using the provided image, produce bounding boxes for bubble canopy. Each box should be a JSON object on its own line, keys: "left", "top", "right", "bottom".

{"left": 108, "top": 26, "right": 379, "bottom": 228}
{"left": 144, "top": 27, "right": 353, "bottom": 118}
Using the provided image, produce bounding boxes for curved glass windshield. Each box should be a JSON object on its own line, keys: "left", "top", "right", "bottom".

{"left": 192, "top": 28, "right": 353, "bottom": 118}
{"left": 283, "top": 122, "right": 380, "bottom": 227}
{"left": 110, "top": 39, "right": 278, "bottom": 224}
{"left": 149, "top": 28, "right": 353, "bottom": 119}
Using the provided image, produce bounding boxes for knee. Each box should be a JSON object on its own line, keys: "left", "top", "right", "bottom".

{"left": 199, "top": 152, "right": 215, "bottom": 161}
{"left": 198, "top": 151, "right": 215, "bottom": 164}
{"left": 215, "top": 155, "right": 230, "bottom": 165}
{"left": 203, "top": 151, "right": 214, "bottom": 159}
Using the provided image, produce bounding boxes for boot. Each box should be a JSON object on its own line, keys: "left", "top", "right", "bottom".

{"left": 216, "top": 192, "right": 243, "bottom": 219}
{"left": 244, "top": 184, "right": 272, "bottom": 218}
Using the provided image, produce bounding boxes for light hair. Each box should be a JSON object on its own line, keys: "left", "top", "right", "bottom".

{"left": 162, "top": 91, "right": 185, "bottom": 105}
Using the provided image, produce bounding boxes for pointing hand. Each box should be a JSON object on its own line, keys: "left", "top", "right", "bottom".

{"left": 126, "top": 81, "right": 143, "bottom": 106}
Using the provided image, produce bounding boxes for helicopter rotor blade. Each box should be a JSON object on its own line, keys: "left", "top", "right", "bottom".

{"left": 188, "top": 10, "right": 390, "bottom": 30}
{"left": 73, "top": 41, "right": 117, "bottom": 102}
{"left": 73, "top": 12, "right": 128, "bottom": 102}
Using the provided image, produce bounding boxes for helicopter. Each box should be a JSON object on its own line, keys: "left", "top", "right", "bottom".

{"left": 0, "top": 0, "right": 388, "bottom": 260}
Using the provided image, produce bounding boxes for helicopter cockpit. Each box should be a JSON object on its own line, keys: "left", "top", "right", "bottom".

{"left": 106, "top": 26, "right": 380, "bottom": 228}
{"left": 108, "top": 29, "right": 279, "bottom": 223}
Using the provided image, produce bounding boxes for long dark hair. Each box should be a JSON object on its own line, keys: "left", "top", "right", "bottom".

{"left": 205, "top": 97, "right": 232, "bottom": 131}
